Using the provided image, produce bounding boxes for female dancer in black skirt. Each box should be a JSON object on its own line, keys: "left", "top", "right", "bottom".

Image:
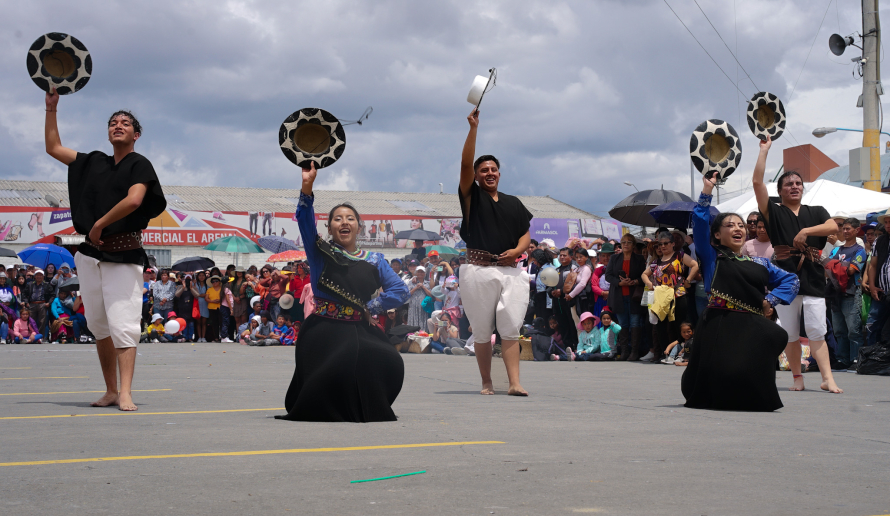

{"left": 681, "top": 174, "right": 800, "bottom": 411}
{"left": 276, "top": 163, "right": 409, "bottom": 422}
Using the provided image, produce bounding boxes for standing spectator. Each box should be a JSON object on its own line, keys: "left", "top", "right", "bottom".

{"left": 230, "top": 268, "right": 247, "bottom": 332}
{"left": 140, "top": 267, "right": 154, "bottom": 328}
{"left": 219, "top": 278, "right": 235, "bottom": 343}
{"left": 174, "top": 274, "right": 197, "bottom": 341}
{"left": 194, "top": 271, "right": 209, "bottom": 342}
{"left": 389, "top": 259, "right": 402, "bottom": 277}
{"left": 826, "top": 218, "right": 867, "bottom": 369}
{"left": 741, "top": 214, "right": 774, "bottom": 259}
{"left": 50, "top": 262, "right": 75, "bottom": 297}
{"left": 150, "top": 270, "right": 176, "bottom": 319}
{"left": 641, "top": 233, "right": 698, "bottom": 362}
{"left": 286, "top": 264, "right": 309, "bottom": 323}
{"left": 605, "top": 234, "right": 646, "bottom": 360}
{"left": 565, "top": 247, "right": 594, "bottom": 317}
{"left": 866, "top": 213, "right": 890, "bottom": 346}
{"left": 745, "top": 211, "right": 760, "bottom": 240}
{"left": 205, "top": 275, "right": 223, "bottom": 342}
{"left": 754, "top": 136, "right": 841, "bottom": 393}
{"left": 548, "top": 248, "right": 578, "bottom": 347}
{"left": 13, "top": 274, "right": 27, "bottom": 307}
{"left": 406, "top": 266, "right": 431, "bottom": 327}
{"left": 258, "top": 268, "right": 288, "bottom": 322}
{"left": 530, "top": 249, "right": 556, "bottom": 321}
{"left": 23, "top": 269, "right": 53, "bottom": 337}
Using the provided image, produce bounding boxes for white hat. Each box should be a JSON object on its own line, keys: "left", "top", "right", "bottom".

{"left": 250, "top": 295, "right": 261, "bottom": 307}
{"left": 541, "top": 239, "right": 556, "bottom": 249}
{"left": 587, "top": 249, "right": 597, "bottom": 257}
{"left": 415, "top": 266, "right": 426, "bottom": 273}
{"left": 151, "top": 314, "right": 163, "bottom": 322}
{"left": 252, "top": 315, "right": 262, "bottom": 324}
{"left": 279, "top": 293, "right": 294, "bottom": 310}
{"left": 34, "top": 269, "right": 44, "bottom": 276}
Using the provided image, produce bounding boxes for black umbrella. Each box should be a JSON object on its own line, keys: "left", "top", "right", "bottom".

{"left": 0, "top": 247, "right": 18, "bottom": 258}
{"left": 394, "top": 229, "right": 441, "bottom": 241}
{"left": 609, "top": 188, "right": 694, "bottom": 227}
{"left": 58, "top": 276, "right": 80, "bottom": 293}
{"left": 171, "top": 256, "right": 216, "bottom": 273}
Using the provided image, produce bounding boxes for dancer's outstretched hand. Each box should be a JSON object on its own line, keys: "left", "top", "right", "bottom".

{"left": 45, "top": 86, "right": 59, "bottom": 111}
{"left": 467, "top": 108, "right": 479, "bottom": 129}
{"left": 301, "top": 162, "right": 317, "bottom": 195}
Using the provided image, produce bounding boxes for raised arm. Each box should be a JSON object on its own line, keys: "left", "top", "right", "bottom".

{"left": 752, "top": 136, "right": 772, "bottom": 223}
{"left": 459, "top": 109, "right": 479, "bottom": 199}
{"left": 693, "top": 174, "right": 718, "bottom": 291}
{"left": 44, "top": 88, "right": 77, "bottom": 165}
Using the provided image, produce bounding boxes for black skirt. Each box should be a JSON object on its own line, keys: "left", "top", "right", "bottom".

{"left": 276, "top": 314, "right": 404, "bottom": 422}
{"left": 681, "top": 308, "right": 788, "bottom": 412}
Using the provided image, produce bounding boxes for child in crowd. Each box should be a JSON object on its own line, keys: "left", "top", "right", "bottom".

{"left": 249, "top": 311, "right": 277, "bottom": 346}
{"left": 166, "top": 312, "right": 184, "bottom": 342}
{"left": 662, "top": 322, "right": 693, "bottom": 366}
{"left": 574, "top": 312, "right": 600, "bottom": 361}
{"left": 548, "top": 316, "right": 575, "bottom": 361}
{"left": 13, "top": 308, "right": 42, "bottom": 344}
{"left": 281, "top": 319, "right": 299, "bottom": 346}
{"left": 146, "top": 314, "right": 172, "bottom": 342}
{"left": 588, "top": 308, "right": 622, "bottom": 360}
{"left": 240, "top": 317, "right": 259, "bottom": 344}
{"left": 271, "top": 315, "right": 289, "bottom": 344}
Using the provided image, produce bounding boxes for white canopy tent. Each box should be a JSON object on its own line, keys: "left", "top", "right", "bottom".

{"left": 715, "top": 179, "right": 890, "bottom": 219}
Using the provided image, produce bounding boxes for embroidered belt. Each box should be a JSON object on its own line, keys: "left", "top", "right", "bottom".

{"left": 466, "top": 248, "right": 500, "bottom": 267}
{"left": 85, "top": 231, "right": 143, "bottom": 253}
{"left": 314, "top": 300, "right": 363, "bottom": 321}
{"left": 772, "top": 245, "right": 820, "bottom": 271}
{"left": 707, "top": 291, "right": 761, "bottom": 315}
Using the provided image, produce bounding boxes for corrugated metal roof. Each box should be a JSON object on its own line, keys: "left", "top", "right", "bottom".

{"left": 0, "top": 180, "right": 597, "bottom": 219}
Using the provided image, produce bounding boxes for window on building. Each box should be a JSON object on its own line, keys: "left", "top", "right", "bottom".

{"left": 150, "top": 249, "right": 172, "bottom": 267}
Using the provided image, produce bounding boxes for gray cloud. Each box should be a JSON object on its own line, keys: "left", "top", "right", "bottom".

{"left": 0, "top": 0, "right": 876, "bottom": 217}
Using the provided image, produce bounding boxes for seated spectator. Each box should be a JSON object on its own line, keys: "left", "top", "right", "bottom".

{"left": 587, "top": 308, "right": 622, "bottom": 361}
{"left": 13, "top": 308, "right": 42, "bottom": 344}
{"left": 50, "top": 290, "right": 87, "bottom": 342}
{"left": 574, "top": 312, "right": 600, "bottom": 361}
{"left": 146, "top": 314, "right": 172, "bottom": 342}
{"left": 281, "top": 319, "right": 299, "bottom": 346}
{"left": 166, "top": 311, "right": 184, "bottom": 342}
{"left": 271, "top": 314, "right": 288, "bottom": 343}
{"left": 663, "top": 321, "right": 694, "bottom": 366}
{"left": 430, "top": 312, "right": 468, "bottom": 355}
{"left": 548, "top": 316, "right": 575, "bottom": 361}
{"left": 248, "top": 311, "right": 278, "bottom": 346}
{"left": 240, "top": 317, "right": 259, "bottom": 344}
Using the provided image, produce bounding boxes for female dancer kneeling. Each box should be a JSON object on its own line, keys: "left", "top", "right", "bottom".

{"left": 276, "top": 163, "right": 410, "bottom": 422}
{"left": 681, "top": 174, "right": 800, "bottom": 412}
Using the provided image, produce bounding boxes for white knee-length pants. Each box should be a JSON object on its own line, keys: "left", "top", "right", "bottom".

{"left": 461, "top": 264, "right": 529, "bottom": 342}
{"left": 74, "top": 253, "right": 143, "bottom": 348}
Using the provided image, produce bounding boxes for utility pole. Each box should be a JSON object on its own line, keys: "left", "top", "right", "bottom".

{"left": 862, "top": 0, "right": 882, "bottom": 192}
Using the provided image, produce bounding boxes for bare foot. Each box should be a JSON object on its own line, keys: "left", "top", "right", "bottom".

{"left": 117, "top": 392, "right": 138, "bottom": 411}
{"left": 480, "top": 381, "right": 494, "bottom": 395}
{"left": 507, "top": 385, "right": 529, "bottom": 397}
{"left": 789, "top": 376, "right": 805, "bottom": 391}
{"left": 820, "top": 380, "right": 843, "bottom": 394}
{"left": 90, "top": 392, "right": 119, "bottom": 407}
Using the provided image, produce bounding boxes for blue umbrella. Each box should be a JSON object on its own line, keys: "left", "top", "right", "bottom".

{"left": 649, "top": 201, "right": 719, "bottom": 229}
{"left": 18, "top": 244, "right": 75, "bottom": 270}
{"left": 257, "top": 235, "right": 299, "bottom": 254}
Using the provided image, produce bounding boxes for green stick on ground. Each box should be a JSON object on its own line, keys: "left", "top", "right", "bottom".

{"left": 350, "top": 470, "right": 426, "bottom": 484}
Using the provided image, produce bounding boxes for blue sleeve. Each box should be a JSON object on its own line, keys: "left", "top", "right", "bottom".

{"left": 367, "top": 257, "right": 411, "bottom": 315}
{"left": 692, "top": 193, "right": 716, "bottom": 292}
{"left": 51, "top": 298, "right": 63, "bottom": 318}
{"left": 296, "top": 192, "right": 327, "bottom": 303}
{"left": 751, "top": 257, "right": 800, "bottom": 306}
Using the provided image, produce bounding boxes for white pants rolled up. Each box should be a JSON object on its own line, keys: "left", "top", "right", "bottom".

{"left": 74, "top": 253, "right": 143, "bottom": 349}
{"left": 461, "top": 264, "right": 529, "bottom": 343}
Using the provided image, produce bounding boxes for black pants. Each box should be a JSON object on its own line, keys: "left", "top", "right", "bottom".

{"left": 207, "top": 309, "right": 220, "bottom": 342}
{"left": 654, "top": 296, "right": 687, "bottom": 357}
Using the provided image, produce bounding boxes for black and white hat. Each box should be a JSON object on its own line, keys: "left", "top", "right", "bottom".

{"left": 746, "top": 91, "right": 786, "bottom": 141}
{"left": 689, "top": 119, "right": 743, "bottom": 181}
{"left": 279, "top": 108, "right": 346, "bottom": 169}
{"left": 26, "top": 33, "right": 91, "bottom": 95}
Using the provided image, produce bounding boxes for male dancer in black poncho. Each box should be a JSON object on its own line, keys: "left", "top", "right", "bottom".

{"left": 458, "top": 108, "right": 533, "bottom": 396}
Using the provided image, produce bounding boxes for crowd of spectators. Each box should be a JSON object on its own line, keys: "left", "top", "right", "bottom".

{"left": 0, "top": 262, "right": 89, "bottom": 343}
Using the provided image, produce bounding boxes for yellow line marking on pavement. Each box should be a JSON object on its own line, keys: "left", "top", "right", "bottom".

{"left": 0, "top": 407, "right": 283, "bottom": 420}
{"left": 1, "top": 367, "right": 32, "bottom": 370}
{"left": 0, "top": 376, "right": 89, "bottom": 380}
{"left": 0, "top": 389, "right": 172, "bottom": 397}
{"left": 0, "top": 441, "right": 504, "bottom": 467}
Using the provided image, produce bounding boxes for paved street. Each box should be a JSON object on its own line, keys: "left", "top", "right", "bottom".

{"left": 1, "top": 342, "right": 888, "bottom": 516}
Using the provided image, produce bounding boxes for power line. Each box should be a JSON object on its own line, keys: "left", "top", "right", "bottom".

{"left": 692, "top": 0, "right": 760, "bottom": 92}
{"left": 787, "top": 0, "right": 834, "bottom": 105}
{"left": 662, "top": 0, "right": 750, "bottom": 98}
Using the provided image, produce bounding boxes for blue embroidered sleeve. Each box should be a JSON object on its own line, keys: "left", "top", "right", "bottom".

{"left": 692, "top": 193, "right": 716, "bottom": 292}
{"left": 366, "top": 257, "right": 410, "bottom": 315}
{"left": 295, "top": 192, "right": 327, "bottom": 303}
{"left": 751, "top": 256, "right": 800, "bottom": 306}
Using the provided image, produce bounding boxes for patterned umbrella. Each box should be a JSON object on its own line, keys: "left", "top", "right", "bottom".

{"left": 267, "top": 250, "right": 307, "bottom": 263}
{"left": 203, "top": 235, "right": 264, "bottom": 253}
{"left": 258, "top": 235, "right": 299, "bottom": 254}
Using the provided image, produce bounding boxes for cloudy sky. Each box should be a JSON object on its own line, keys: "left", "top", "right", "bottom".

{"left": 0, "top": 0, "right": 878, "bottom": 217}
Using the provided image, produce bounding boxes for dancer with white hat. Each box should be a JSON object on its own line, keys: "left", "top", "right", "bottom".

{"left": 458, "top": 108, "right": 533, "bottom": 396}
